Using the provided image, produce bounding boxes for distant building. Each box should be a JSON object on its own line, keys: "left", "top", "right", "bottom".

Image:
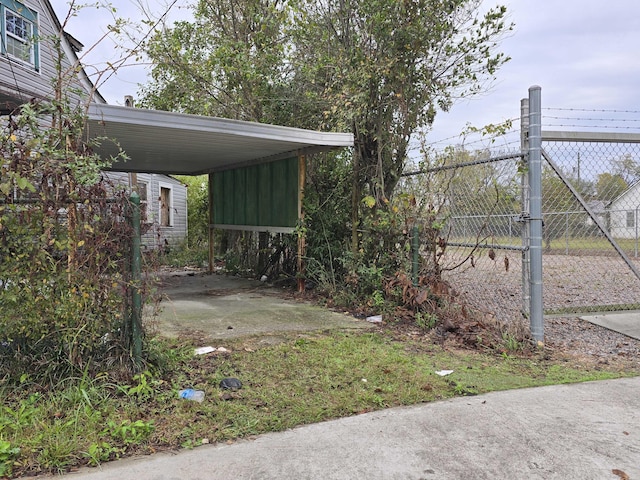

{"left": 608, "top": 181, "right": 640, "bottom": 239}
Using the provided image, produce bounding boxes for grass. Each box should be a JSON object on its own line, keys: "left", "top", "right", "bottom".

{"left": 448, "top": 235, "right": 640, "bottom": 256}
{"left": 1, "top": 330, "right": 638, "bottom": 478}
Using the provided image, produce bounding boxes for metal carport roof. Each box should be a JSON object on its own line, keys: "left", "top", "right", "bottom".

{"left": 86, "top": 104, "right": 354, "bottom": 175}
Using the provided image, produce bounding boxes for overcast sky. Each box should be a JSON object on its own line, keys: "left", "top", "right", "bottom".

{"left": 52, "top": 0, "right": 640, "bottom": 146}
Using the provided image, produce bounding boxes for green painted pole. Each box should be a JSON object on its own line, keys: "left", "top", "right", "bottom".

{"left": 130, "top": 192, "right": 142, "bottom": 368}
{"left": 411, "top": 225, "right": 419, "bottom": 286}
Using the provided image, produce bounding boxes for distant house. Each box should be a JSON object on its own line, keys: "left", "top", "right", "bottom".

{"left": 1, "top": 0, "right": 187, "bottom": 247}
{"left": 104, "top": 172, "right": 187, "bottom": 249}
{"left": 608, "top": 181, "right": 640, "bottom": 239}
{"left": 585, "top": 200, "right": 608, "bottom": 228}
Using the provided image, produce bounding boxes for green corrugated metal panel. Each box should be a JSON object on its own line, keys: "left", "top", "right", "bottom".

{"left": 212, "top": 157, "right": 299, "bottom": 228}
{"left": 245, "top": 167, "right": 259, "bottom": 226}
{"left": 233, "top": 168, "right": 246, "bottom": 225}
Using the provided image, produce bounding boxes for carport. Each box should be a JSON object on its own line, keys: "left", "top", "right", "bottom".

{"left": 86, "top": 103, "right": 354, "bottom": 287}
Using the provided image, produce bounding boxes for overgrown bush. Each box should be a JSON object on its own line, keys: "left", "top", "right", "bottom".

{"left": 0, "top": 98, "right": 140, "bottom": 385}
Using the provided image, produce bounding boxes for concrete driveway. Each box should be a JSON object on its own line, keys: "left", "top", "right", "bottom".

{"left": 148, "top": 270, "right": 372, "bottom": 341}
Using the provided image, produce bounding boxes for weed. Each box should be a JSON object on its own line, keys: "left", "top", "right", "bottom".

{"left": 415, "top": 312, "right": 438, "bottom": 330}
{"left": 103, "top": 419, "right": 155, "bottom": 447}
{"left": 452, "top": 382, "right": 478, "bottom": 396}
{"left": 37, "top": 432, "right": 78, "bottom": 473}
{"left": 125, "top": 371, "right": 161, "bottom": 401}
{"left": 0, "top": 440, "right": 20, "bottom": 477}
{"left": 85, "top": 441, "right": 115, "bottom": 466}
{"left": 1, "top": 333, "right": 637, "bottom": 478}
{"left": 501, "top": 332, "right": 524, "bottom": 353}
{"left": 370, "top": 290, "right": 386, "bottom": 309}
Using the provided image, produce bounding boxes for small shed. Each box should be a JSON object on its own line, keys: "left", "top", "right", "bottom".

{"left": 86, "top": 103, "right": 354, "bottom": 285}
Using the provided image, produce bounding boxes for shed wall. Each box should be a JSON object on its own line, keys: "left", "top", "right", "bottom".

{"left": 212, "top": 157, "right": 299, "bottom": 230}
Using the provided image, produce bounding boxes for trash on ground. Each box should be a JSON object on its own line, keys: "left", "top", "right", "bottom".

{"left": 366, "top": 315, "right": 383, "bottom": 323}
{"left": 219, "top": 377, "right": 243, "bottom": 391}
{"left": 194, "top": 346, "right": 216, "bottom": 355}
{"left": 435, "top": 370, "right": 454, "bottom": 376}
{"left": 178, "top": 389, "right": 205, "bottom": 402}
{"left": 216, "top": 346, "right": 229, "bottom": 353}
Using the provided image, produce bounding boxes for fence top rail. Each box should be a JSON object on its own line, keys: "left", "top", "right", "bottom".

{"left": 542, "top": 130, "right": 640, "bottom": 143}
{"left": 402, "top": 152, "right": 524, "bottom": 176}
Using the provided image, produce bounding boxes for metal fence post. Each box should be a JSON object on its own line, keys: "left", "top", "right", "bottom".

{"left": 411, "top": 224, "right": 419, "bottom": 286}
{"left": 528, "top": 86, "right": 544, "bottom": 342}
{"left": 129, "top": 192, "right": 143, "bottom": 368}
{"left": 520, "top": 98, "right": 530, "bottom": 318}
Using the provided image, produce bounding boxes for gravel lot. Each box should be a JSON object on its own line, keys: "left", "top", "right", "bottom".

{"left": 441, "top": 250, "right": 640, "bottom": 367}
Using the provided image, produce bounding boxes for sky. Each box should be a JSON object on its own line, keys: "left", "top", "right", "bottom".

{"left": 51, "top": 0, "right": 640, "bottom": 147}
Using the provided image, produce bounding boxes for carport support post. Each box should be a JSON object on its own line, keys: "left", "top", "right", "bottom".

{"left": 129, "top": 192, "right": 143, "bottom": 368}
{"left": 528, "top": 86, "right": 544, "bottom": 343}
{"left": 297, "top": 154, "right": 307, "bottom": 293}
{"left": 208, "top": 173, "right": 215, "bottom": 273}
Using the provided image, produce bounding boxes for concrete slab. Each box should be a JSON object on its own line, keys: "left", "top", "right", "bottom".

{"left": 581, "top": 311, "right": 640, "bottom": 340}
{"left": 31, "top": 376, "right": 640, "bottom": 479}
{"left": 147, "top": 271, "right": 372, "bottom": 340}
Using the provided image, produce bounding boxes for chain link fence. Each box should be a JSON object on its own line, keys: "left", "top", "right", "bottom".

{"left": 406, "top": 89, "right": 640, "bottom": 336}
{"left": 404, "top": 128, "right": 527, "bottom": 324}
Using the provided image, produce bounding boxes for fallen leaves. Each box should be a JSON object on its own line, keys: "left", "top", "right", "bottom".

{"left": 612, "top": 469, "right": 629, "bottom": 480}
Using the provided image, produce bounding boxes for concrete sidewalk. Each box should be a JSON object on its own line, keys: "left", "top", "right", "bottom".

{"left": 582, "top": 311, "right": 640, "bottom": 341}
{"left": 42, "top": 377, "right": 640, "bottom": 480}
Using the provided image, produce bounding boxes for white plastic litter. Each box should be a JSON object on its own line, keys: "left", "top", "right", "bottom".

{"left": 194, "top": 346, "right": 216, "bottom": 355}
{"left": 435, "top": 370, "right": 454, "bottom": 376}
{"left": 366, "top": 315, "right": 383, "bottom": 323}
{"left": 178, "top": 389, "right": 205, "bottom": 402}
{"left": 216, "top": 347, "right": 229, "bottom": 352}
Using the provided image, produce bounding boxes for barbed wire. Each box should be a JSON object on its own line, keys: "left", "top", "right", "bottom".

{"left": 542, "top": 123, "right": 640, "bottom": 130}
{"left": 425, "top": 116, "right": 521, "bottom": 147}
{"left": 544, "top": 107, "right": 640, "bottom": 114}
{"left": 544, "top": 115, "right": 640, "bottom": 123}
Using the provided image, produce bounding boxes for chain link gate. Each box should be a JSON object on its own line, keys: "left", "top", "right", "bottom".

{"left": 541, "top": 131, "right": 640, "bottom": 314}
{"left": 404, "top": 87, "right": 640, "bottom": 341}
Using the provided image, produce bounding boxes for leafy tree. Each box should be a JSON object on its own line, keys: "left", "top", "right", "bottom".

{"left": 139, "top": 0, "right": 290, "bottom": 123}
{"left": 611, "top": 154, "right": 640, "bottom": 185}
{"left": 596, "top": 172, "right": 627, "bottom": 202}
{"left": 288, "top": 0, "right": 511, "bottom": 203}
{"left": 174, "top": 175, "right": 209, "bottom": 246}
{"left": 141, "top": 0, "right": 511, "bottom": 192}
{"left": 139, "top": 0, "right": 512, "bottom": 308}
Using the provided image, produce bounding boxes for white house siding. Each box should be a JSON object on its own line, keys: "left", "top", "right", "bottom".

{"left": 0, "top": 0, "right": 95, "bottom": 110}
{"left": 103, "top": 172, "right": 188, "bottom": 249}
{"left": 2, "top": 1, "right": 187, "bottom": 248}
{"left": 609, "top": 182, "right": 640, "bottom": 239}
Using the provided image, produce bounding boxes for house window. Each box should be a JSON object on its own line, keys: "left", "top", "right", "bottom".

{"left": 159, "top": 185, "right": 173, "bottom": 227}
{"left": 1, "top": 0, "right": 39, "bottom": 70}
{"left": 626, "top": 210, "right": 635, "bottom": 228}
